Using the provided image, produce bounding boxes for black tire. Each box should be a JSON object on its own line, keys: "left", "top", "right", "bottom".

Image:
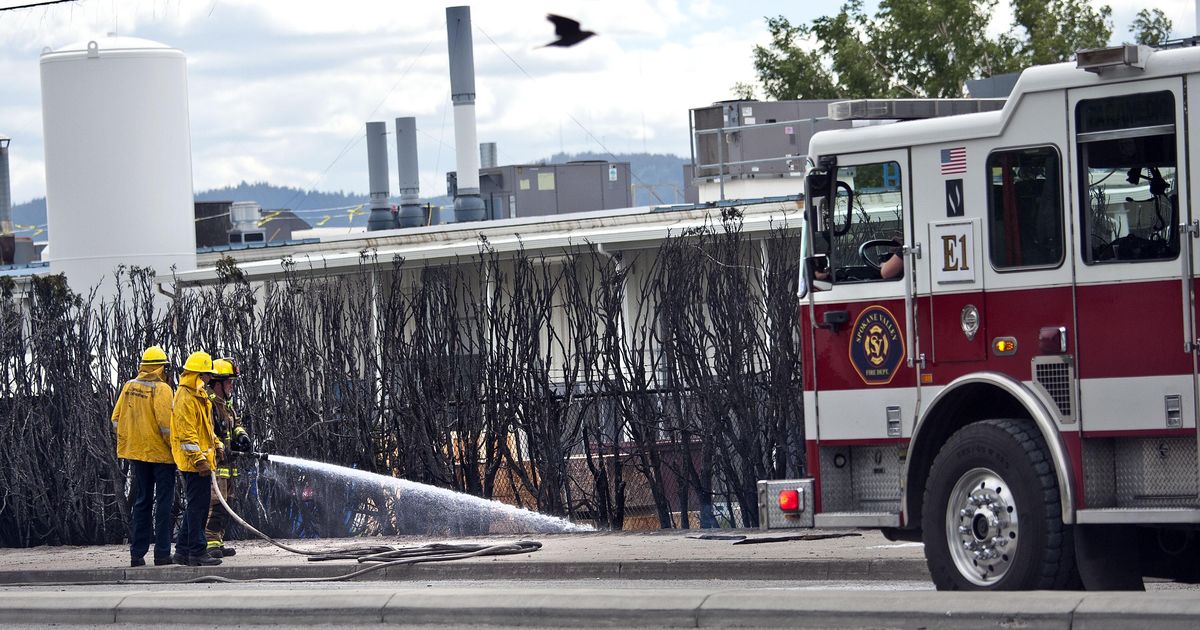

{"left": 922, "top": 419, "right": 1077, "bottom": 590}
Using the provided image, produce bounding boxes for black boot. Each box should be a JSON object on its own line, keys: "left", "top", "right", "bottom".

{"left": 153, "top": 556, "right": 174, "bottom": 566}
{"left": 220, "top": 546, "right": 236, "bottom": 557}
{"left": 130, "top": 557, "right": 146, "bottom": 567}
{"left": 189, "top": 554, "right": 222, "bottom": 567}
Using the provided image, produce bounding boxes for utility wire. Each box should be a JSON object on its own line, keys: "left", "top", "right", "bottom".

{"left": 474, "top": 24, "right": 666, "bottom": 205}
{"left": 280, "top": 40, "right": 434, "bottom": 215}
{"left": 0, "top": 0, "right": 78, "bottom": 11}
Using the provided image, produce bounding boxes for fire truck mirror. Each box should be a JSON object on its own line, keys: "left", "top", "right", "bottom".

{"left": 805, "top": 169, "right": 831, "bottom": 199}
{"left": 833, "top": 180, "right": 854, "bottom": 237}
{"left": 806, "top": 254, "right": 832, "bottom": 293}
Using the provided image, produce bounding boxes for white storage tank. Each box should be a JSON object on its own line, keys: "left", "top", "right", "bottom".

{"left": 40, "top": 36, "right": 196, "bottom": 294}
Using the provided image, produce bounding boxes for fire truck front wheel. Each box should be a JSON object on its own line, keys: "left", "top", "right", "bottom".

{"left": 922, "top": 418, "right": 1077, "bottom": 590}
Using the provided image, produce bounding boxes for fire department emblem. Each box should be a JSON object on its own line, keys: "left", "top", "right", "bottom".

{"left": 849, "top": 306, "right": 906, "bottom": 385}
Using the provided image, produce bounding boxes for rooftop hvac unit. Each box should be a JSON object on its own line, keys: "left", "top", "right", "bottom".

{"left": 228, "top": 201, "right": 265, "bottom": 244}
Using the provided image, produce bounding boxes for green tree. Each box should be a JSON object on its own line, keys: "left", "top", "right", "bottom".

{"left": 1008, "top": 0, "right": 1112, "bottom": 66}
{"left": 732, "top": 81, "right": 757, "bottom": 100}
{"left": 1129, "top": 8, "right": 1172, "bottom": 46}
{"left": 753, "top": 0, "right": 1113, "bottom": 100}
{"left": 874, "top": 0, "right": 1011, "bottom": 97}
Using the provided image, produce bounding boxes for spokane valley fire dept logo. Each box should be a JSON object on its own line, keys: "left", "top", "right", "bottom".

{"left": 849, "top": 306, "right": 906, "bottom": 385}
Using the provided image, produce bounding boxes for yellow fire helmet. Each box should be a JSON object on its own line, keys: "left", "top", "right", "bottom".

{"left": 213, "top": 358, "right": 239, "bottom": 380}
{"left": 182, "top": 351, "right": 218, "bottom": 375}
{"left": 140, "top": 345, "right": 169, "bottom": 365}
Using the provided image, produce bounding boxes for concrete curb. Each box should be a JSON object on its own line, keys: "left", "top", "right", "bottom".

{"left": 0, "top": 558, "right": 930, "bottom": 585}
{"left": 1, "top": 589, "right": 1198, "bottom": 628}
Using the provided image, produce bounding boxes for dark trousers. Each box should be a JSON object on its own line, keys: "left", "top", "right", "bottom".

{"left": 176, "top": 471, "right": 211, "bottom": 558}
{"left": 128, "top": 460, "right": 176, "bottom": 560}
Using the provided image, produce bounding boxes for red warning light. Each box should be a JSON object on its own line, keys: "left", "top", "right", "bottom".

{"left": 778, "top": 489, "right": 800, "bottom": 512}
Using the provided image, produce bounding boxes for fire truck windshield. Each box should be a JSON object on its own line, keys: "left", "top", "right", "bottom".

{"left": 812, "top": 161, "right": 905, "bottom": 284}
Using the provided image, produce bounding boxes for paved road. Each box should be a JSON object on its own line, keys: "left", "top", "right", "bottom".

{"left": 3, "top": 532, "right": 1198, "bottom": 627}
{"left": 2, "top": 584, "right": 1200, "bottom": 628}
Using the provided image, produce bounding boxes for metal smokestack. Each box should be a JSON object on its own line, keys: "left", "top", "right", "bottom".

{"left": 394, "top": 117, "right": 425, "bottom": 228}
{"left": 480, "top": 142, "right": 497, "bottom": 169}
{"left": 366, "top": 121, "right": 396, "bottom": 231}
{"left": 446, "top": 6, "right": 486, "bottom": 222}
{"left": 0, "top": 135, "right": 11, "bottom": 235}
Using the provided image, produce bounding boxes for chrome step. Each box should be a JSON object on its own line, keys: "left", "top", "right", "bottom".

{"left": 814, "top": 512, "right": 901, "bottom": 528}
{"left": 1075, "top": 508, "right": 1200, "bottom": 525}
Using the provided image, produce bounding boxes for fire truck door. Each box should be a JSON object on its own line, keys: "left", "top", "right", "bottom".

{"left": 808, "top": 149, "right": 919, "bottom": 442}
{"left": 1068, "top": 78, "right": 1196, "bottom": 440}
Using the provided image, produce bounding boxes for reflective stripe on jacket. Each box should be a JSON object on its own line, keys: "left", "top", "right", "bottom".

{"left": 170, "top": 371, "right": 216, "bottom": 472}
{"left": 211, "top": 394, "right": 243, "bottom": 478}
{"left": 111, "top": 366, "right": 174, "bottom": 464}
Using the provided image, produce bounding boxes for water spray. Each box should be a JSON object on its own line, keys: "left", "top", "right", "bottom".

{"left": 1, "top": 456, "right": 552, "bottom": 587}
{"left": 229, "top": 450, "right": 270, "bottom": 462}
{"left": 205, "top": 470, "right": 542, "bottom": 581}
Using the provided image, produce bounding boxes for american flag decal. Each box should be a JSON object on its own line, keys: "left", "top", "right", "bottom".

{"left": 940, "top": 147, "right": 967, "bottom": 175}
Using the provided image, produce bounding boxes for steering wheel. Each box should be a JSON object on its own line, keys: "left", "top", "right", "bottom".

{"left": 859, "top": 239, "right": 901, "bottom": 270}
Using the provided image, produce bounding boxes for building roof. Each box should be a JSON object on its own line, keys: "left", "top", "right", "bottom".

{"left": 178, "top": 196, "right": 803, "bottom": 286}
{"left": 0, "top": 261, "right": 49, "bottom": 278}
{"left": 259, "top": 209, "right": 311, "bottom": 241}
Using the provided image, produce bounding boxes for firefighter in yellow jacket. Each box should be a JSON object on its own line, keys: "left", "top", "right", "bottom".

{"left": 111, "top": 345, "right": 176, "bottom": 567}
{"left": 170, "top": 351, "right": 222, "bottom": 567}
{"left": 205, "top": 357, "right": 251, "bottom": 558}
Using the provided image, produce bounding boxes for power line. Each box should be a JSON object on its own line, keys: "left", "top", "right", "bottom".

{"left": 473, "top": 24, "right": 666, "bottom": 205}
{"left": 0, "top": 0, "right": 79, "bottom": 11}
{"left": 280, "top": 40, "right": 434, "bottom": 215}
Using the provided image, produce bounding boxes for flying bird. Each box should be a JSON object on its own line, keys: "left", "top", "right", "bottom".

{"left": 544, "top": 14, "right": 596, "bottom": 47}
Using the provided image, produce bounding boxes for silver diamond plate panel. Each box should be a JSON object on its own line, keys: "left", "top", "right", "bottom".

{"left": 757, "top": 478, "right": 815, "bottom": 529}
{"left": 850, "top": 445, "right": 903, "bottom": 511}
{"left": 1082, "top": 438, "right": 1116, "bottom": 508}
{"left": 1115, "top": 438, "right": 1199, "bottom": 508}
{"left": 819, "top": 447, "right": 854, "bottom": 512}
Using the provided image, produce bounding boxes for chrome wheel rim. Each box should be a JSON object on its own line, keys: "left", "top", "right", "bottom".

{"left": 945, "top": 467, "right": 1019, "bottom": 586}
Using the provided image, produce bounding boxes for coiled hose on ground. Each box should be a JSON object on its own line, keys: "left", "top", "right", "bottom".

{"left": 2, "top": 468, "right": 541, "bottom": 586}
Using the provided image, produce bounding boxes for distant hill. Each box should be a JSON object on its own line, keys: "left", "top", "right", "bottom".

{"left": 9, "top": 152, "right": 689, "bottom": 238}
{"left": 195, "top": 183, "right": 369, "bottom": 212}
{"left": 10, "top": 197, "right": 46, "bottom": 236}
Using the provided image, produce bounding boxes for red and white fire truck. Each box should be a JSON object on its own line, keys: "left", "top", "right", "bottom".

{"left": 759, "top": 44, "right": 1200, "bottom": 590}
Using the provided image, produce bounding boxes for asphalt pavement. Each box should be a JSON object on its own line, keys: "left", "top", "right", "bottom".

{"left": 0, "top": 530, "right": 928, "bottom": 584}
{"left": 2, "top": 531, "right": 1197, "bottom": 627}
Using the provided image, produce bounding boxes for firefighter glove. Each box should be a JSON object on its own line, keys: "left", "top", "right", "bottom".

{"left": 233, "top": 429, "right": 252, "bottom": 453}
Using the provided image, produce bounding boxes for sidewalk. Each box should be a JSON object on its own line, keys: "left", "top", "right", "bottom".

{"left": 2, "top": 587, "right": 1199, "bottom": 628}
{"left": 0, "top": 530, "right": 929, "bottom": 585}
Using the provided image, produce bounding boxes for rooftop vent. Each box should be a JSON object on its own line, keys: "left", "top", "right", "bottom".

{"left": 828, "top": 98, "right": 1006, "bottom": 121}
{"left": 1076, "top": 45, "right": 1152, "bottom": 73}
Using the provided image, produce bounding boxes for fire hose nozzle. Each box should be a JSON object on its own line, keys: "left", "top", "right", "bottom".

{"left": 230, "top": 450, "right": 270, "bottom": 462}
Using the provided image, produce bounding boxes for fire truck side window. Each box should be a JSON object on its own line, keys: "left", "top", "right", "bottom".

{"left": 824, "top": 161, "right": 904, "bottom": 283}
{"left": 986, "top": 147, "right": 1064, "bottom": 269}
{"left": 1076, "top": 91, "right": 1179, "bottom": 264}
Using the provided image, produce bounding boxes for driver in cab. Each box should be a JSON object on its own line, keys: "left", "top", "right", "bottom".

{"left": 814, "top": 238, "right": 904, "bottom": 282}
{"left": 879, "top": 245, "right": 904, "bottom": 279}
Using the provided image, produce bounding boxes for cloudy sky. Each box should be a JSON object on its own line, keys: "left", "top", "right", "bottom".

{"left": 0, "top": 0, "right": 1193, "bottom": 210}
